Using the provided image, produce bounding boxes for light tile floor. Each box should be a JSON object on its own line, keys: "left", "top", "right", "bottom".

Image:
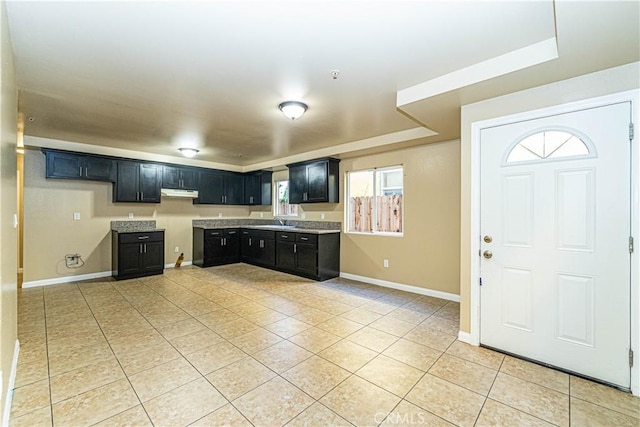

{"left": 10, "top": 264, "right": 640, "bottom": 426}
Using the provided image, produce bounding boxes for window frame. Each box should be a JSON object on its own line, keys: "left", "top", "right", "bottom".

{"left": 273, "top": 179, "right": 299, "bottom": 217}
{"left": 345, "top": 165, "right": 404, "bottom": 236}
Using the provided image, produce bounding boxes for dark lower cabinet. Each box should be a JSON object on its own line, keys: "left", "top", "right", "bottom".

{"left": 112, "top": 231, "right": 165, "bottom": 280}
{"left": 241, "top": 229, "right": 275, "bottom": 266}
{"left": 193, "top": 228, "right": 240, "bottom": 267}
{"left": 275, "top": 231, "right": 340, "bottom": 281}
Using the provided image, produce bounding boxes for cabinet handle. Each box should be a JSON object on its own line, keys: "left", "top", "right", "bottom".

{"left": 228, "top": 231, "right": 236, "bottom": 235}
{"left": 79, "top": 166, "right": 83, "bottom": 176}
{"left": 281, "top": 235, "right": 288, "bottom": 239}
{"left": 139, "top": 244, "right": 143, "bottom": 254}
{"left": 138, "top": 236, "right": 149, "bottom": 240}
{"left": 250, "top": 196, "right": 254, "bottom": 204}
{"left": 141, "top": 192, "right": 144, "bottom": 200}
{"left": 260, "top": 240, "right": 264, "bottom": 248}
{"left": 249, "top": 238, "right": 252, "bottom": 246}
{"left": 300, "top": 237, "right": 308, "bottom": 241}
{"left": 144, "top": 243, "right": 147, "bottom": 253}
{"left": 85, "top": 167, "right": 88, "bottom": 176}
{"left": 294, "top": 243, "right": 297, "bottom": 253}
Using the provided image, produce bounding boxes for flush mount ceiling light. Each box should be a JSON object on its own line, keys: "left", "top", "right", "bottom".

{"left": 278, "top": 101, "right": 308, "bottom": 120}
{"left": 178, "top": 147, "right": 199, "bottom": 158}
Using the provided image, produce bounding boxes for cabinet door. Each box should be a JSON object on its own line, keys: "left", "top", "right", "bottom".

{"left": 260, "top": 171, "right": 273, "bottom": 205}
{"left": 139, "top": 163, "right": 161, "bottom": 202}
{"left": 46, "top": 151, "right": 83, "bottom": 179}
{"left": 296, "top": 243, "right": 318, "bottom": 277}
{"left": 204, "top": 233, "right": 225, "bottom": 265}
{"left": 241, "top": 232, "right": 254, "bottom": 261}
{"left": 142, "top": 241, "right": 165, "bottom": 272}
{"left": 162, "top": 166, "right": 182, "bottom": 189}
{"left": 224, "top": 173, "right": 245, "bottom": 205}
{"left": 181, "top": 168, "right": 198, "bottom": 190}
{"left": 224, "top": 229, "right": 240, "bottom": 261}
{"left": 244, "top": 173, "right": 260, "bottom": 205}
{"left": 196, "top": 171, "right": 225, "bottom": 204}
{"left": 84, "top": 156, "right": 114, "bottom": 181}
{"left": 119, "top": 243, "right": 142, "bottom": 275}
{"left": 115, "top": 161, "right": 140, "bottom": 202}
{"left": 259, "top": 239, "right": 276, "bottom": 266}
{"left": 276, "top": 241, "right": 296, "bottom": 270}
{"left": 288, "top": 164, "right": 307, "bottom": 204}
{"left": 306, "top": 161, "right": 329, "bottom": 202}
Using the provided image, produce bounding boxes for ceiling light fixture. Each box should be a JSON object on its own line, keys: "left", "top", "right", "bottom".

{"left": 278, "top": 101, "right": 308, "bottom": 120}
{"left": 178, "top": 147, "right": 199, "bottom": 158}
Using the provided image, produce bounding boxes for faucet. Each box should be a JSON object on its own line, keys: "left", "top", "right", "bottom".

{"left": 276, "top": 217, "right": 285, "bottom": 226}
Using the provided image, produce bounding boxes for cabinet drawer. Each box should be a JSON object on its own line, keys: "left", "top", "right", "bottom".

{"left": 296, "top": 233, "right": 317, "bottom": 245}
{"left": 119, "top": 231, "right": 164, "bottom": 244}
{"left": 245, "top": 229, "right": 275, "bottom": 240}
{"left": 276, "top": 232, "right": 295, "bottom": 241}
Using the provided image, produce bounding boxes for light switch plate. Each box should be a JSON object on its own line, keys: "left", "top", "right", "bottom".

{"left": 73, "top": 212, "right": 80, "bottom": 220}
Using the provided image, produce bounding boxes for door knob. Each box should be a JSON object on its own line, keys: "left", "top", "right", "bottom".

{"left": 483, "top": 235, "right": 493, "bottom": 243}
{"left": 483, "top": 250, "right": 493, "bottom": 259}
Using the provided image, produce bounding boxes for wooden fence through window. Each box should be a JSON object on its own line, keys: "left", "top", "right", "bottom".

{"left": 349, "top": 195, "right": 402, "bottom": 232}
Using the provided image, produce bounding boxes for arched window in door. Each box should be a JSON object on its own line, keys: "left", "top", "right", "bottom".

{"left": 506, "top": 130, "right": 593, "bottom": 164}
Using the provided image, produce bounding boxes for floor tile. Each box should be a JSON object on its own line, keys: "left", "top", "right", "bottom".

{"left": 233, "top": 376, "right": 314, "bottom": 426}
{"left": 129, "top": 357, "right": 201, "bottom": 402}
{"left": 405, "top": 374, "right": 485, "bottom": 427}
{"left": 93, "top": 405, "right": 153, "bottom": 427}
{"left": 570, "top": 375, "right": 640, "bottom": 419}
{"left": 320, "top": 375, "right": 401, "bottom": 426}
{"left": 569, "top": 397, "right": 639, "bottom": 427}
{"left": 183, "top": 341, "right": 247, "bottom": 375}
{"left": 403, "top": 324, "right": 456, "bottom": 352}
{"left": 357, "top": 354, "right": 424, "bottom": 397}
{"left": 289, "top": 327, "right": 342, "bottom": 353}
{"left": 253, "top": 340, "right": 313, "bottom": 373}
{"left": 380, "top": 400, "right": 455, "bottom": 427}
{"left": 52, "top": 379, "right": 138, "bottom": 426}
{"left": 475, "top": 398, "right": 554, "bottom": 427}
{"left": 243, "top": 308, "right": 289, "bottom": 326}
{"left": 285, "top": 402, "right": 351, "bottom": 427}
{"left": 50, "top": 358, "right": 125, "bottom": 403}
{"left": 206, "top": 357, "right": 276, "bottom": 400}
{"left": 209, "top": 318, "right": 260, "bottom": 339}
{"left": 500, "top": 356, "right": 569, "bottom": 394}
{"left": 445, "top": 340, "right": 504, "bottom": 370}
{"left": 489, "top": 373, "right": 569, "bottom": 426}
{"left": 14, "top": 354, "right": 49, "bottom": 388}
{"left": 369, "top": 316, "right": 415, "bottom": 337}
{"left": 346, "top": 326, "right": 398, "bottom": 352}
{"left": 283, "top": 355, "right": 351, "bottom": 399}
{"left": 264, "top": 317, "right": 312, "bottom": 338}
{"left": 428, "top": 354, "right": 497, "bottom": 396}
{"left": 316, "top": 317, "right": 364, "bottom": 338}
{"left": 168, "top": 328, "right": 225, "bottom": 355}
{"left": 154, "top": 317, "right": 206, "bottom": 340}
{"left": 115, "top": 341, "right": 182, "bottom": 375}
{"left": 385, "top": 307, "right": 430, "bottom": 325}
{"left": 319, "top": 340, "right": 378, "bottom": 372}
{"left": 8, "top": 405, "right": 52, "bottom": 427}
{"left": 195, "top": 309, "right": 242, "bottom": 328}
{"left": 143, "top": 377, "right": 227, "bottom": 426}
{"left": 383, "top": 338, "right": 442, "bottom": 372}
{"left": 107, "top": 329, "right": 168, "bottom": 357}
{"left": 190, "top": 403, "right": 252, "bottom": 427}
{"left": 10, "top": 379, "right": 50, "bottom": 419}
{"left": 47, "top": 341, "right": 114, "bottom": 377}
{"left": 293, "top": 308, "right": 335, "bottom": 326}
{"left": 340, "top": 307, "right": 383, "bottom": 325}
{"left": 229, "top": 327, "right": 283, "bottom": 354}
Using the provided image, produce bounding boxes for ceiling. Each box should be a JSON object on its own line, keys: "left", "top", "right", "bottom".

{"left": 6, "top": 1, "right": 639, "bottom": 170}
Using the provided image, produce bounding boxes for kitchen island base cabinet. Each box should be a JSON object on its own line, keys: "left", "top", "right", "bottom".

{"left": 193, "top": 228, "right": 240, "bottom": 267}
{"left": 275, "top": 232, "right": 340, "bottom": 281}
{"left": 112, "top": 231, "right": 165, "bottom": 280}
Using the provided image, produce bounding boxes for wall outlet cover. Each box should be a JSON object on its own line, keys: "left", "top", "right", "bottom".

{"left": 383, "top": 259, "right": 389, "bottom": 268}
{"left": 73, "top": 212, "right": 80, "bottom": 220}
{"left": 174, "top": 246, "right": 180, "bottom": 253}
{"left": 128, "top": 212, "right": 134, "bottom": 219}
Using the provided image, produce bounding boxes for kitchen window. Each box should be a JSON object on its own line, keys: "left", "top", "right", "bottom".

{"left": 347, "top": 166, "right": 403, "bottom": 234}
{"left": 274, "top": 180, "right": 298, "bottom": 216}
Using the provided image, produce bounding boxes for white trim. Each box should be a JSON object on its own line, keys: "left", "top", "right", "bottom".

{"left": 22, "top": 271, "right": 112, "bottom": 288}
{"left": 470, "top": 89, "right": 640, "bottom": 396}
{"left": 457, "top": 331, "right": 472, "bottom": 344}
{"left": 340, "top": 272, "right": 459, "bottom": 302}
{"left": 164, "top": 261, "right": 192, "bottom": 269}
{"left": 397, "top": 37, "right": 558, "bottom": 106}
{"left": 2, "top": 340, "right": 20, "bottom": 427}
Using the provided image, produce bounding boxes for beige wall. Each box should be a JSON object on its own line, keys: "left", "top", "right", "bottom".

{"left": 23, "top": 150, "right": 251, "bottom": 283}
{"left": 340, "top": 140, "right": 461, "bottom": 295}
{"left": 459, "top": 62, "right": 640, "bottom": 333}
{"left": 0, "top": 0, "right": 18, "bottom": 421}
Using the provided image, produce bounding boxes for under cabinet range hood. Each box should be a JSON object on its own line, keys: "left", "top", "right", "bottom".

{"left": 160, "top": 188, "right": 199, "bottom": 198}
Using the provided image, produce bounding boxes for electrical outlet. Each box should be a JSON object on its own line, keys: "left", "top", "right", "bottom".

{"left": 321, "top": 213, "right": 325, "bottom": 219}
{"left": 218, "top": 213, "right": 223, "bottom": 218}
{"left": 383, "top": 259, "right": 389, "bottom": 268}
{"left": 73, "top": 212, "right": 80, "bottom": 220}
{"left": 128, "top": 212, "right": 134, "bottom": 219}
{"left": 301, "top": 213, "right": 306, "bottom": 219}
{"left": 174, "top": 246, "right": 180, "bottom": 253}
{"left": 65, "top": 254, "right": 79, "bottom": 267}
{"left": 260, "top": 212, "right": 264, "bottom": 218}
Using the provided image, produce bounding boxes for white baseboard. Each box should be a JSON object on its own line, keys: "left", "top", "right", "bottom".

{"left": 339, "top": 272, "right": 460, "bottom": 302}
{"left": 22, "top": 271, "right": 112, "bottom": 288}
{"left": 457, "top": 331, "right": 472, "bottom": 344}
{"left": 2, "top": 340, "right": 19, "bottom": 427}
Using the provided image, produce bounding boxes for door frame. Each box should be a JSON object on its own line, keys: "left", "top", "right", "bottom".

{"left": 468, "top": 89, "right": 640, "bottom": 396}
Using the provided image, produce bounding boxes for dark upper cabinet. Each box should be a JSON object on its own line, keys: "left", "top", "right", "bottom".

{"left": 287, "top": 158, "right": 340, "bottom": 204}
{"left": 244, "top": 170, "right": 273, "bottom": 205}
{"left": 43, "top": 149, "right": 114, "bottom": 181}
{"left": 114, "top": 161, "right": 161, "bottom": 203}
{"left": 162, "top": 165, "right": 198, "bottom": 190}
{"left": 195, "top": 170, "right": 245, "bottom": 205}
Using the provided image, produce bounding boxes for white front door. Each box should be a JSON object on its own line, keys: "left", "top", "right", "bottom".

{"left": 480, "top": 102, "right": 632, "bottom": 388}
